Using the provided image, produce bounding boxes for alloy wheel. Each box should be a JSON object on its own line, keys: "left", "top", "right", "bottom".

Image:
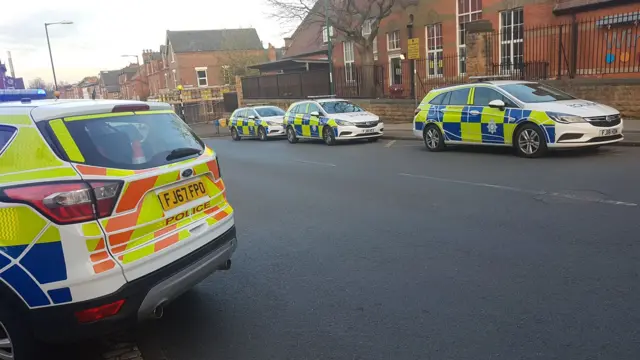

{"left": 0, "top": 321, "right": 13, "bottom": 360}
{"left": 425, "top": 128, "right": 439, "bottom": 149}
{"left": 518, "top": 129, "right": 540, "bottom": 155}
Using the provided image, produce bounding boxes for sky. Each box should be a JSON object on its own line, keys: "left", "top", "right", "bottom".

{"left": 0, "top": 0, "right": 295, "bottom": 85}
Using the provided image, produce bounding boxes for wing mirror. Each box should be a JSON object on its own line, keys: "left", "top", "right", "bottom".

{"left": 248, "top": 115, "right": 256, "bottom": 120}
{"left": 488, "top": 99, "right": 505, "bottom": 110}
{"left": 310, "top": 111, "right": 320, "bottom": 117}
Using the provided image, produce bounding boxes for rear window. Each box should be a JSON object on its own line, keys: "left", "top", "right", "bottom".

{"left": 0, "top": 125, "right": 17, "bottom": 153}
{"left": 63, "top": 113, "right": 204, "bottom": 170}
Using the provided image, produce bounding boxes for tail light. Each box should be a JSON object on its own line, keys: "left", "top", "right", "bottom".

{"left": 414, "top": 107, "right": 421, "bottom": 116}
{"left": 75, "top": 299, "right": 125, "bottom": 323}
{"left": 2, "top": 181, "right": 122, "bottom": 225}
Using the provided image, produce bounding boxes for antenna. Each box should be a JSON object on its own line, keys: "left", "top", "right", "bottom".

{"left": 7, "top": 51, "right": 15, "bottom": 78}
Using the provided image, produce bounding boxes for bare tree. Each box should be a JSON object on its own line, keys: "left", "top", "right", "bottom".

{"left": 28, "top": 77, "right": 56, "bottom": 97}
{"left": 218, "top": 49, "right": 269, "bottom": 86}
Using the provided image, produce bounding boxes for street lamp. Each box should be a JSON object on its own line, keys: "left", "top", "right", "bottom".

{"left": 45, "top": 21, "right": 73, "bottom": 90}
{"left": 121, "top": 54, "right": 140, "bottom": 66}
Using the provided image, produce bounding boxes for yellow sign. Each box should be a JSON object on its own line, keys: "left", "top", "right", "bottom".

{"left": 408, "top": 38, "right": 420, "bottom": 60}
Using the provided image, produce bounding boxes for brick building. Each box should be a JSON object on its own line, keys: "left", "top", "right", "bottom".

{"left": 164, "top": 28, "right": 267, "bottom": 89}
{"left": 145, "top": 46, "right": 168, "bottom": 98}
{"left": 99, "top": 70, "right": 121, "bottom": 99}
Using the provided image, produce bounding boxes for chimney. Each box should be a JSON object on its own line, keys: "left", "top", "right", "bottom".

{"left": 267, "top": 43, "right": 277, "bottom": 62}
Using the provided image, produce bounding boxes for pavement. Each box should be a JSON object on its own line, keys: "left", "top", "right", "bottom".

{"left": 189, "top": 120, "right": 640, "bottom": 145}
{"left": 126, "top": 137, "right": 639, "bottom": 360}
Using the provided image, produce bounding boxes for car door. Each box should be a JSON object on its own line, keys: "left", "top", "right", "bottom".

{"left": 293, "top": 102, "right": 309, "bottom": 137}
{"left": 246, "top": 109, "right": 259, "bottom": 136}
{"left": 441, "top": 88, "right": 470, "bottom": 142}
{"left": 306, "top": 102, "right": 323, "bottom": 138}
{"left": 470, "top": 86, "right": 511, "bottom": 144}
{"left": 232, "top": 108, "right": 247, "bottom": 136}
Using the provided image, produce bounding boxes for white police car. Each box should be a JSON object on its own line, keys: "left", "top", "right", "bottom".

{"left": 229, "top": 105, "right": 286, "bottom": 141}
{"left": 413, "top": 80, "right": 624, "bottom": 157}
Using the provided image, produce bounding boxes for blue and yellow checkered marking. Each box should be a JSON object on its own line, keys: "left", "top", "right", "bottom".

{"left": 283, "top": 112, "right": 339, "bottom": 138}
{"left": 229, "top": 117, "right": 269, "bottom": 137}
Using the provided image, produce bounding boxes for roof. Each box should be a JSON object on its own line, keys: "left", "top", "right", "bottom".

{"left": 100, "top": 70, "right": 121, "bottom": 93}
{"left": 283, "top": 5, "right": 327, "bottom": 59}
{"left": 166, "top": 28, "right": 263, "bottom": 53}
{"left": 248, "top": 57, "right": 329, "bottom": 71}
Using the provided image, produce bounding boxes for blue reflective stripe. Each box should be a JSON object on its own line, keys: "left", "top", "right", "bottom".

{"left": 48, "top": 287, "right": 72, "bottom": 304}
{"left": 1, "top": 245, "right": 27, "bottom": 259}
{"left": 0, "top": 265, "right": 50, "bottom": 307}
{"left": 20, "top": 242, "right": 67, "bottom": 284}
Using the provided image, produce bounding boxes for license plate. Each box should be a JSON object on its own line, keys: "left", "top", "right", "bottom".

{"left": 158, "top": 180, "right": 208, "bottom": 211}
{"left": 599, "top": 128, "right": 619, "bottom": 136}
{"left": 363, "top": 129, "right": 376, "bottom": 133}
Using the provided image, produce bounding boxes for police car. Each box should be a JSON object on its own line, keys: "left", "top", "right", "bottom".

{"left": 283, "top": 97, "right": 384, "bottom": 145}
{"left": 229, "top": 105, "right": 286, "bottom": 141}
{"left": 413, "top": 80, "right": 624, "bottom": 157}
{"left": 0, "top": 89, "right": 236, "bottom": 359}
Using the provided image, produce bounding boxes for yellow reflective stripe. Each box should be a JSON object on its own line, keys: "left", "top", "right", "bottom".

{"left": 0, "top": 128, "right": 64, "bottom": 173}
{"left": 155, "top": 171, "right": 179, "bottom": 188}
{"left": 179, "top": 229, "right": 190, "bottom": 240}
{"left": 85, "top": 238, "right": 102, "bottom": 252}
{"left": 193, "top": 162, "right": 209, "bottom": 176}
{"left": 124, "top": 233, "right": 154, "bottom": 251}
{"left": 38, "top": 225, "right": 60, "bottom": 244}
{"left": 82, "top": 223, "right": 102, "bottom": 237}
{"left": 0, "top": 115, "right": 31, "bottom": 125}
{"left": 64, "top": 112, "right": 134, "bottom": 122}
{"left": 49, "top": 119, "right": 85, "bottom": 163}
{"left": 0, "top": 207, "right": 46, "bottom": 247}
{"left": 134, "top": 110, "right": 174, "bottom": 115}
{"left": 121, "top": 243, "right": 154, "bottom": 264}
{"left": 106, "top": 168, "right": 136, "bottom": 177}
{"left": 136, "top": 194, "right": 163, "bottom": 224}
{"left": 468, "top": 88, "right": 475, "bottom": 104}
{"left": 0, "top": 167, "right": 77, "bottom": 184}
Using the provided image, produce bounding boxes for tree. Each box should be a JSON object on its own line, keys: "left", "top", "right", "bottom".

{"left": 27, "top": 77, "right": 56, "bottom": 98}
{"left": 218, "top": 51, "right": 268, "bottom": 86}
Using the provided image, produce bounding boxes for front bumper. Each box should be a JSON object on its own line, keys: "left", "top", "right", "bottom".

{"left": 336, "top": 122, "right": 384, "bottom": 140}
{"left": 549, "top": 121, "right": 624, "bottom": 148}
{"left": 267, "top": 125, "right": 286, "bottom": 137}
{"left": 28, "top": 226, "right": 237, "bottom": 343}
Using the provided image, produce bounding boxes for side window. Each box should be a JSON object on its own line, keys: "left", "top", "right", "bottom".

{"left": 429, "top": 93, "right": 447, "bottom": 105}
{"left": 0, "top": 125, "right": 17, "bottom": 153}
{"left": 307, "top": 103, "right": 321, "bottom": 114}
{"left": 247, "top": 109, "right": 258, "bottom": 118}
{"left": 289, "top": 104, "right": 301, "bottom": 114}
{"left": 447, "top": 88, "right": 470, "bottom": 105}
{"left": 473, "top": 87, "right": 505, "bottom": 106}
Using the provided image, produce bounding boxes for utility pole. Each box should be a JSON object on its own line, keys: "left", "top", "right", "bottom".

{"left": 45, "top": 21, "right": 73, "bottom": 91}
{"left": 325, "top": 0, "right": 334, "bottom": 95}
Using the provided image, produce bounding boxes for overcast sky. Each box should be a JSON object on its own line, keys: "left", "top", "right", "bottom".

{"left": 0, "top": 0, "right": 292, "bottom": 85}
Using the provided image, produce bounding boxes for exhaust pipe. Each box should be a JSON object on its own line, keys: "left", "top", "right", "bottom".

{"left": 218, "top": 259, "right": 232, "bottom": 271}
{"left": 152, "top": 303, "right": 165, "bottom": 319}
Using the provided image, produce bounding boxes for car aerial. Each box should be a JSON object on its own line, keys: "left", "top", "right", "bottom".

{"left": 283, "top": 97, "right": 384, "bottom": 145}
{"left": 413, "top": 80, "right": 624, "bottom": 157}
{"left": 0, "top": 90, "right": 236, "bottom": 359}
{"left": 229, "top": 105, "right": 286, "bottom": 141}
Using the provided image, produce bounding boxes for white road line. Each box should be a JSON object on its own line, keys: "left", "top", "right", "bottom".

{"left": 398, "top": 173, "right": 638, "bottom": 207}
{"left": 385, "top": 140, "right": 397, "bottom": 148}
{"left": 295, "top": 160, "right": 336, "bottom": 167}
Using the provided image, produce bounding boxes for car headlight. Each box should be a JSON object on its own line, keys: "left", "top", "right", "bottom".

{"left": 266, "top": 121, "right": 279, "bottom": 126}
{"left": 547, "top": 112, "right": 586, "bottom": 124}
{"left": 335, "top": 120, "right": 354, "bottom": 126}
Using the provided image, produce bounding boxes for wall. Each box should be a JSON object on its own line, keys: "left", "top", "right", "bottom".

{"left": 173, "top": 50, "right": 266, "bottom": 88}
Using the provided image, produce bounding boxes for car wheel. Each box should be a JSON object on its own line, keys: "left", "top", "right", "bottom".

{"left": 423, "top": 124, "right": 445, "bottom": 152}
{"left": 323, "top": 126, "right": 336, "bottom": 146}
{"left": 286, "top": 126, "right": 298, "bottom": 144}
{"left": 515, "top": 123, "right": 547, "bottom": 158}
{"left": 0, "top": 306, "right": 39, "bottom": 360}
{"left": 258, "top": 126, "right": 268, "bottom": 141}
{"left": 231, "top": 127, "right": 241, "bottom": 141}
{"left": 367, "top": 137, "right": 380, "bottom": 143}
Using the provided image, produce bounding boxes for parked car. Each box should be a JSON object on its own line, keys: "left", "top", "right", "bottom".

{"left": 229, "top": 105, "right": 286, "bottom": 141}
{"left": 413, "top": 80, "right": 623, "bottom": 157}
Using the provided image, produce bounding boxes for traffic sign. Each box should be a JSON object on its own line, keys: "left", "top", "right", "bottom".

{"left": 408, "top": 38, "right": 420, "bottom": 60}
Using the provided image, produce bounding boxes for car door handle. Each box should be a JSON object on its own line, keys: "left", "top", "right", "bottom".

{"left": 469, "top": 110, "right": 481, "bottom": 115}
{"left": 439, "top": 109, "right": 447, "bottom": 113}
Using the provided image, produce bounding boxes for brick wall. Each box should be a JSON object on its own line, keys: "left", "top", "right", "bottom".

{"left": 173, "top": 50, "right": 266, "bottom": 88}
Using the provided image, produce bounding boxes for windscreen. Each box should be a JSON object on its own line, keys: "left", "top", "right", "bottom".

{"left": 64, "top": 113, "right": 204, "bottom": 170}
{"left": 255, "top": 107, "right": 285, "bottom": 117}
{"left": 499, "top": 83, "right": 575, "bottom": 103}
{"left": 320, "top": 101, "right": 364, "bottom": 114}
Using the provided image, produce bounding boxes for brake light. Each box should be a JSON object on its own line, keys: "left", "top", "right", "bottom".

{"left": 414, "top": 107, "right": 421, "bottom": 116}
{"left": 75, "top": 299, "right": 125, "bottom": 323}
{"left": 112, "top": 104, "right": 150, "bottom": 113}
{"left": 2, "top": 181, "right": 122, "bottom": 225}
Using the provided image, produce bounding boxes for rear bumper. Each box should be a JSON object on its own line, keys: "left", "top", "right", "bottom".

{"left": 28, "top": 226, "right": 237, "bottom": 343}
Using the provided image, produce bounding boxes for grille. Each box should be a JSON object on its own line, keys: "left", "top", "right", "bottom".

{"left": 586, "top": 114, "right": 621, "bottom": 127}
{"left": 355, "top": 121, "right": 379, "bottom": 128}
{"left": 587, "top": 134, "right": 623, "bottom": 143}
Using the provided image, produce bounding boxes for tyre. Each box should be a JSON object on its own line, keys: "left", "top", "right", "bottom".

{"left": 367, "top": 137, "right": 380, "bottom": 143}
{"left": 515, "top": 123, "right": 547, "bottom": 158}
{"left": 286, "top": 126, "right": 298, "bottom": 144}
{"left": 323, "top": 126, "right": 336, "bottom": 146}
{"left": 258, "top": 126, "right": 268, "bottom": 141}
{"left": 230, "top": 127, "right": 241, "bottom": 141}
{"left": 0, "top": 305, "right": 39, "bottom": 360}
{"left": 423, "top": 124, "right": 445, "bottom": 152}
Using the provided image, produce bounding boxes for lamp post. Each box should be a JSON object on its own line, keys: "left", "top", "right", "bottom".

{"left": 45, "top": 21, "right": 73, "bottom": 90}
{"left": 121, "top": 54, "right": 140, "bottom": 66}
{"left": 325, "top": 0, "right": 334, "bottom": 95}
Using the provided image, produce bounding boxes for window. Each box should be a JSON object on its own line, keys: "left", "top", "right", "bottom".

{"left": 195, "top": 67, "right": 208, "bottom": 87}
{"left": 388, "top": 31, "right": 400, "bottom": 51}
{"left": 473, "top": 87, "right": 509, "bottom": 106}
{"left": 344, "top": 41, "right": 356, "bottom": 83}
{"left": 499, "top": 83, "right": 575, "bottom": 103}
{"left": 64, "top": 113, "right": 204, "bottom": 170}
{"left": 362, "top": 19, "right": 373, "bottom": 36}
{"left": 255, "top": 107, "right": 285, "bottom": 117}
{"left": 322, "top": 26, "right": 334, "bottom": 43}
{"left": 373, "top": 36, "right": 378, "bottom": 61}
{"left": 426, "top": 23, "right": 444, "bottom": 76}
{"left": 320, "top": 101, "right": 364, "bottom": 114}
{"left": 307, "top": 103, "right": 322, "bottom": 114}
{"left": 447, "top": 88, "right": 471, "bottom": 105}
{"left": 429, "top": 92, "right": 448, "bottom": 105}
{"left": 289, "top": 104, "right": 302, "bottom": 114}
{"left": 500, "top": 8, "right": 524, "bottom": 72}
{"left": 0, "top": 125, "right": 16, "bottom": 154}
{"left": 457, "top": 0, "right": 483, "bottom": 74}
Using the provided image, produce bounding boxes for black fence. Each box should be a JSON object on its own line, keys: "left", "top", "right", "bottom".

{"left": 241, "top": 71, "right": 330, "bottom": 99}
{"left": 174, "top": 100, "right": 225, "bottom": 124}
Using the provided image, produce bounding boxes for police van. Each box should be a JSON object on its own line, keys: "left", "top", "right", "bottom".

{"left": 413, "top": 80, "right": 624, "bottom": 157}
{"left": 0, "top": 90, "right": 237, "bottom": 359}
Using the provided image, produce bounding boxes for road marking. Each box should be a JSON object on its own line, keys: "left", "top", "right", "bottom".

{"left": 295, "top": 160, "right": 336, "bottom": 167}
{"left": 398, "top": 173, "right": 638, "bottom": 207}
{"left": 385, "top": 140, "right": 397, "bottom": 148}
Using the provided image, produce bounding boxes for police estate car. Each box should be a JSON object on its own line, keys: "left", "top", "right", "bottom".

{"left": 0, "top": 90, "right": 236, "bottom": 359}
{"left": 283, "top": 97, "right": 384, "bottom": 145}
{"left": 229, "top": 105, "right": 286, "bottom": 141}
{"left": 413, "top": 80, "right": 624, "bottom": 157}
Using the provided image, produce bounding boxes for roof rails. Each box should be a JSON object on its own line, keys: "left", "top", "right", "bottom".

{"left": 307, "top": 94, "right": 337, "bottom": 99}
{"left": 468, "top": 75, "right": 512, "bottom": 83}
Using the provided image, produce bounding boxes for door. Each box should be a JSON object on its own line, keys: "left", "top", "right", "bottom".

{"left": 306, "top": 103, "right": 323, "bottom": 138}
{"left": 53, "top": 110, "right": 232, "bottom": 281}
{"left": 441, "top": 87, "right": 470, "bottom": 142}
{"left": 471, "top": 86, "right": 510, "bottom": 144}
{"left": 246, "top": 109, "right": 259, "bottom": 136}
{"left": 390, "top": 57, "right": 403, "bottom": 85}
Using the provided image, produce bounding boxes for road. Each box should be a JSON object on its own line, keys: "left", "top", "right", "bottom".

{"left": 74, "top": 138, "right": 640, "bottom": 359}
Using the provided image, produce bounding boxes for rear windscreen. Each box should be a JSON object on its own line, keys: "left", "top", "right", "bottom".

{"left": 63, "top": 113, "right": 204, "bottom": 170}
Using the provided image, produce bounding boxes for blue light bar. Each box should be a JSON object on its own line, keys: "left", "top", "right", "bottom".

{"left": 0, "top": 89, "right": 48, "bottom": 103}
